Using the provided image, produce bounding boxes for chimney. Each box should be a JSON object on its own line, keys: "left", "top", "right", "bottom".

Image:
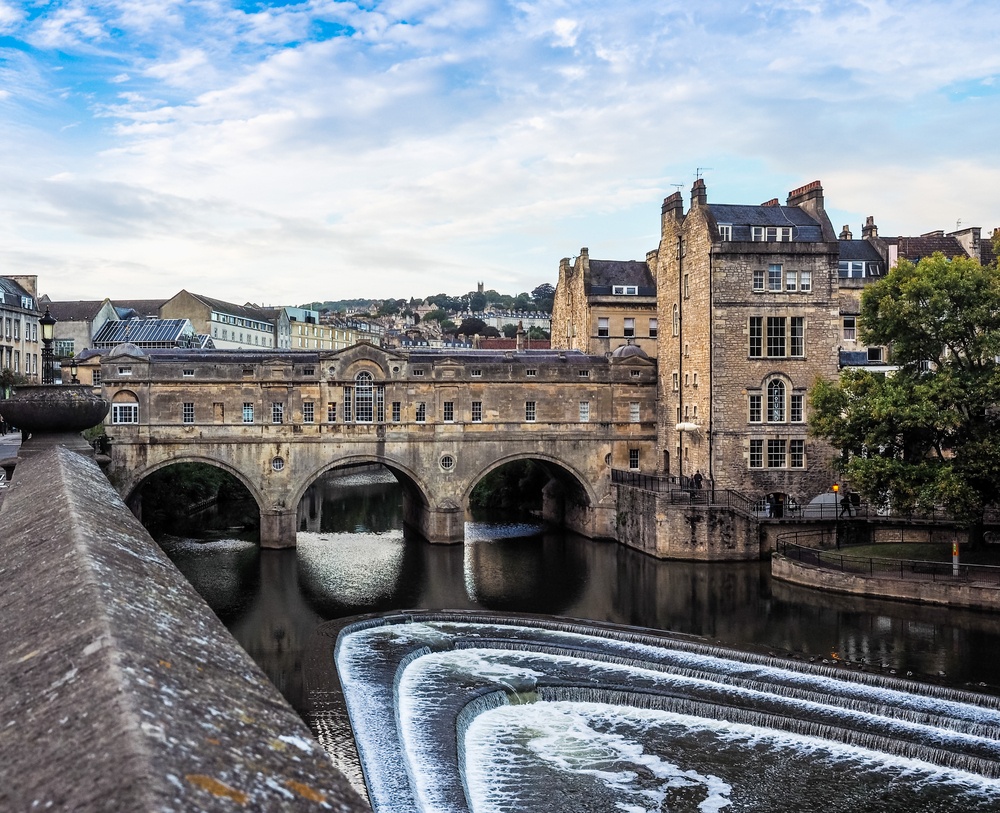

{"left": 839, "top": 225, "right": 853, "bottom": 240}
{"left": 760, "top": 198, "right": 780, "bottom": 207}
{"left": 661, "top": 191, "right": 684, "bottom": 222}
{"left": 515, "top": 321, "right": 525, "bottom": 352}
{"left": 691, "top": 178, "right": 707, "bottom": 209}
{"left": 786, "top": 180, "right": 823, "bottom": 209}
{"left": 8, "top": 275, "right": 38, "bottom": 300}
{"left": 862, "top": 216, "right": 878, "bottom": 240}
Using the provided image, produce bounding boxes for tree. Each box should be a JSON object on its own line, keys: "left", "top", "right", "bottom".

{"left": 469, "top": 292, "right": 487, "bottom": 312}
{"left": 422, "top": 308, "right": 449, "bottom": 324}
{"left": 810, "top": 253, "right": 1000, "bottom": 537}
{"left": 502, "top": 323, "right": 518, "bottom": 338}
{"left": 528, "top": 326, "right": 549, "bottom": 340}
{"left": 531, "top": 283, "right": 555, "bottom": 312}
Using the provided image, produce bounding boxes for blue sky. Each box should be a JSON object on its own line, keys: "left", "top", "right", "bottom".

{"left": 0, "top": 0, "right": 998, "bottom": 304}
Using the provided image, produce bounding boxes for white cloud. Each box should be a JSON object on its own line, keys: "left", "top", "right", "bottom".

{"left": 0, "top": 1, "right": 24, "bottom": 32}
{"left": 0, "top": 0, "right": 997, "bottom": 303}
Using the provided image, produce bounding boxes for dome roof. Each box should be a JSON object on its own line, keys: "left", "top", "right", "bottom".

{"left": 106, "top": 342, "right": 147, "bottom": 359}
{"left": 610, "top": 343, "right": 649, "bottom": 360}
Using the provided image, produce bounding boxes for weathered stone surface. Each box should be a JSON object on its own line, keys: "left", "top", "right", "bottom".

{"left": 0, "top": 445, "right": 370, "bottom": 812}
{"left": 1, "top": 384, "right": 110, "bottom": 433}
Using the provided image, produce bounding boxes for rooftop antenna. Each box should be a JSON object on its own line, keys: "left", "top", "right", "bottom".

{"left": 956, "top": 218, "right": 962, "bottom": 230}
{"left": 695, "top": 167, "right": 713, "bottom": 180}
{"left": 670, "top": 183, "right": 683, "bottom": 191}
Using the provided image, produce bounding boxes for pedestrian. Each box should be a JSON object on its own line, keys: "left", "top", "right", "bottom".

{"left": 693, "top": 470, "right": 703, "bottom": 489}
{"left": 840, "top": 493, "right": 852, "bottom": 517}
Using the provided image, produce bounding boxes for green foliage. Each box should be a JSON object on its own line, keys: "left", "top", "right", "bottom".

{"left": 502, "top": 323, "right": 518, "bottom": 338}
{"left": 470, "top": 460, "right": 548, "bottom": 510}
{"left": 531, "top": 283, "right": 555, "bottom": 312}
{"left": 422, "top": 308, "right": 449, "bottom": 323}
{"left": 527, "top": 326, "right": 550, "bottom": 340}
{"left": 810, "top": 253, "right": 1000, "bottom": 523}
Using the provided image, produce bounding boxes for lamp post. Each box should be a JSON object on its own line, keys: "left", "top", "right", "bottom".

{"left": 69, "top": 360, "right": 79, "bottom": 385}
{"left": 40, "top": 307, "right": 56, "bottom": 385}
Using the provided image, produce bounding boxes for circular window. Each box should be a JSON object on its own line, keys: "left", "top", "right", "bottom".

{"left": 392, "top": 366, "right": 400, "bottom": 374}
{"left": 271, "top": 456, "right": 285, "bottom": 472}
{"left": 440, "top": 454, "right": 455, "bottom": 471}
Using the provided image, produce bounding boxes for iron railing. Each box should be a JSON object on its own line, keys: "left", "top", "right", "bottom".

{"left": 776, "top": 536, "right": 1000, "bottom": 587}
{"left": 611, "top": 469, "right": 756, "bottom": 515}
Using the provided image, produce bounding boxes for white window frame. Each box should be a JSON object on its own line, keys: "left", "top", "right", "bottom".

{"left": 579, "top": 401, "right": 590, "bottom": 422}
{"left": 112, "top": 403, "right": 139, "bottom": 424}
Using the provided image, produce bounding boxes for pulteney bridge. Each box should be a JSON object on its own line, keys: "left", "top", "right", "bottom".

{"left": 102, "top": 342, "right": 658, "bottom": 547}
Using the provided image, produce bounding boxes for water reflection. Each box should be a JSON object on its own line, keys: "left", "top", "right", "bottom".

{"left": 156, "top": 470, "right": 1000, "bottom": 719}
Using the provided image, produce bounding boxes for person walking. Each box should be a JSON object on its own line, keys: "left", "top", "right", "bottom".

{"left": 839, "top": 493, "right": 852, "bottom": 518}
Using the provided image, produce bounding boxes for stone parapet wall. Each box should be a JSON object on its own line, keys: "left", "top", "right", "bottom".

{"left": 0, "top": 445, "right": 369, "bottom": 812}
{"left": 772, "top": 554, "right": 1000, "bottom": 611}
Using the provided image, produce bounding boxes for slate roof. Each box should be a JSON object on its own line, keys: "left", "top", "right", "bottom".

{"left": 114, "top": 300, "right": 166, "bottom": 319}
{"left": 883, "top": 234, "right": 967, "bottom": 263}
{"left": 838, "top": 240, "right": 883, "bottom": 263}
{"left": 187, "top": 292, "right": 274, "bottom": 322}
{"left": 43, "top": 300, "right": 109, "bottom": 322}
{"left": 708, "top": 204, "right": 825, "bottom": 241}
{"left": 586, "top": 260, "right": 655, "bottom": 295}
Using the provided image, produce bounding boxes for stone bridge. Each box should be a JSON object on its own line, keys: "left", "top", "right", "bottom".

{"left": 102, "top": 342, "right": 658, "bottom": 547}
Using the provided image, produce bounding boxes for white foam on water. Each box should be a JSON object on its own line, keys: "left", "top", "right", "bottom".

{"left": 298, "top": 532, "right": 406, "bottom": 604}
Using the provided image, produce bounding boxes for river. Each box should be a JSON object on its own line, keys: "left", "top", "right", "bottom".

{"left": 156, "top": 468, "right": 1000, "bottom": 722}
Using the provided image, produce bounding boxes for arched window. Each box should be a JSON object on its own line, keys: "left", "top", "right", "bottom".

{"left": 767, "top": 379, "right": 785, "bottom": 422}
{"left": 111, "top": 391, "right": 139, "bottom": 424}
{"left": 354, "top": 371, "right": 374, "bottom": 422}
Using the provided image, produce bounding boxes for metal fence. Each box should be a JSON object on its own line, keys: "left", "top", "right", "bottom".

{"left": 611, "top": 469, "right": 755, "bottom": 515}
{"left": 776, "top": 536, "right": 1000, "bottom": 587}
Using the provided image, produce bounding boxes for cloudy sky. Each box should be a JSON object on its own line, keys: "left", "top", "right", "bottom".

{"left": 1, "top": 0, "right": 998, "bottom": 306}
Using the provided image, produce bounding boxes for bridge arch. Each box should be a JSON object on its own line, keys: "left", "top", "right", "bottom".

{"left": 463, "top": 451, "right": 600, "bottom": 508}
{"left": 120, "top": 454, "right": 268, "bottom": 512}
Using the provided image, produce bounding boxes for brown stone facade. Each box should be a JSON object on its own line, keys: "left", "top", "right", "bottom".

{"left": 654, "top": 180, "right": 842, "bottom": 507}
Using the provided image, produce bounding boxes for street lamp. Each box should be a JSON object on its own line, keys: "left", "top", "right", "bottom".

{"left": 69, "top": 360, "right": 79, "bottom": 385}
{"left": 40, "top": 307, "right": 56, "bottom": 385}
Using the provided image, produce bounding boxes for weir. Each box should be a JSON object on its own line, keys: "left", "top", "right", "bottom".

{"left": 315, "top": 612, "right": 1000, "bottom": 812}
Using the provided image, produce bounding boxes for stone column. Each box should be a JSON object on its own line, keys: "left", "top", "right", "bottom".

{"left": 260, "top": 508, "right": 298, "bottom": 548}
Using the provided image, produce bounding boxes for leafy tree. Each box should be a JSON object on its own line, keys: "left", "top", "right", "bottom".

{"left": 469, "top": 292, "right": 487, "bottom": 312}
{"left": 531, "top": 283, "right": 555, "bottom": 312}
{"left": 452, "top": 317, "right": 498, "bottom": 338}
{"left": 528, "top": 326, "right": 550, "bottom": 340}
{"left": 422, "top": 308, "right": 449, "bottom": 323}
{"left": 502, "top": 323, "right": 518, "bottom": 338}
{"left": 514, "top": 292, "right": 533, "bottom": 311}
{"left": 810, "top": 253, "right": 1000, "bottom": 537}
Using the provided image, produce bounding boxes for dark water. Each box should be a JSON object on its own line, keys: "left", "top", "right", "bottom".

{"left": 156, "top": 470, "right": 1000, "bottom": 718}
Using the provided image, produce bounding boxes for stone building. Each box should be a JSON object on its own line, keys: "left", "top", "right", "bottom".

{"left": 161, "top": 290, "right": 280, "bottom": 350}
{"left": 1, "top": 276, "right": 42, "bottom": 382}
{"left": 654, "top": 180, "right": 842, "bottom": 512}
{"left": 551, "top": 248, "right": 658, "bottom": 356}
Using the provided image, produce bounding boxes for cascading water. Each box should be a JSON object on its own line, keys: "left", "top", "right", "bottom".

{"left": 316, "top": 612, "right": 1000, "bottom": 813}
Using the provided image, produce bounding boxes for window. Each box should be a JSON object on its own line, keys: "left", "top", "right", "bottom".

{"left": 598, "top": 317, "right": 609, "bottom": 338}
{"left": 683, "top": 274, "right": 690, "bottom": 299}
{"left": 327, "top": 402, "right": 337, "bottom": 422}
{"left": 767, "top": 380, "right": 785, "bottom": 422}
{"left": 839, "top": 260, "right": 865, "bottom": 278}
{"left": 768, "top": 439, "right": 787, "bottom": 468}
{"left": 354, "top": 372, "right": 374, "bottom": 422}
{"left": 112, "top": 403, "right": 139, "bottom": 424}
{"left": 630, "top": 369, "right": 641, "bottom": 378}
{"left": 790, "top": 439, "right": 805, "bottom": 468}
{"left": 415, "top": 403, "right": 426, "bottom": 422}
{"left": 623, "top": 318, "right": 635, "bottom": 338}
{"left": 118, "top": 366, "right": 132, "bottom": 376}
{"left": 471, "top": 369, "right": 482, "bottom": 377}
{"left": 672, "top": 305, "right": 679, "bottom": 336}
{"left": 440, "top": 455, "right": 455, "bottom": 471}
{"left": 183, "top": 369, "right": 195, "bottom": 377}
{"left": 525, "top": 369, "right": 537, "bottom": 377}
{"left": 578, "top": 369, "right": 590, "bottom": 378}
{"left": 749, "top": 439, "right": 763, "bottom": 468}
{"left": 790, "top": 317, "right": 804, "bottom": 357}
{"left": 628, "top": 448, "right": 640, "bottom": 470}
{"left": 243, "top": 367, "right": 253, "bottom": 376}
{"left": 92, "top": 370, "right": 101, "bottom": 387}
{"left": 443, "top": 401, "right": 454, "bottom": 422}
{"left": 525, "top": 401, "right": 536, "bottom": 422}
{"left": 303, "top": 402, "right": 314, "bottom": 423}
{"left": 868, "top": 346, "right": 883, "bottom": 363}
{"left": 766, "top": 317, "right": 786, "bottom": 357}
{"left": 843, "top": 316, "right": 857, "bottom": 341}
{"left": 749, "top": 394, "right": 762, "bottom": 423}
{"left": 752, "top": 269, "right": 765, "bottom": 292}
{"left": 272, "top": 403, "right": 284, "bottom": 424}
{"left": 243, "top": 403, "right": 254, "bottom": 423}
{"left": 672, "top": 372, "right": 679, "bottom": 391}
{"left": 749, "top": 317, "right": 763, "bottom": 357}
{"left": 579, "top": 401, "right": 590, "bottom": 422}
{"left": 752, "top": 226, "right": 792, "bottom": 242}
{"left": 472, "top": 401, "right": 482, "bottom": 422}
{"left": 648, "top": 318, "right": 658, "bottom": 338}
{"left": 630, "top": 402, "right": 640, "bottom": 422}
{"left": 413, "top": 369, "right": 424, "bottom": 376}
{"left": 800, "top": 271, "right": 812, "bottom": 292}
{"left": 785, "top": 269, "right": 797, "bottom": 291}
{"left": 768, "top": 264, "right": 782, "bottom": 291}
{"left": 271, "top": 457, "right": 285, "bottom": 472}
{"left": 12, "top": 320, "right": 18, "bottom": 340}
{"left": 790, "top": 394, "right": 804, "bottom": 423}
{"left": 613, "top": 285, "right": 638, "bottom": 295}
{"left": 303, "top": 367, "right": 315, "bottom": 376}
{"left": 718, "top": 224, "right": 732, "bottom": 240}
{"left": 392, "top": 401, "right": 401, "bottom": 422}
{"left": 182, "top": 402, "right": 195, "bottom": 423}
